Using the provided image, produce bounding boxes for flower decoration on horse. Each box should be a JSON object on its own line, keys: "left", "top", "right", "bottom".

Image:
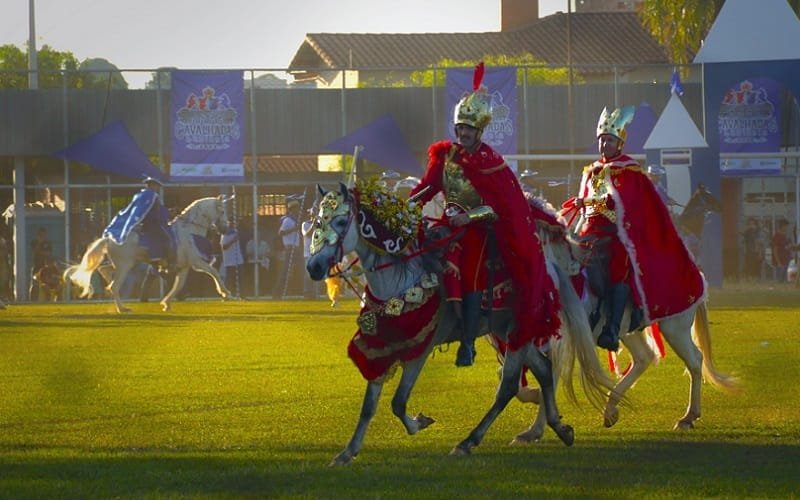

{"left": 354, "top": 177, "right": 423, "bottom": 255}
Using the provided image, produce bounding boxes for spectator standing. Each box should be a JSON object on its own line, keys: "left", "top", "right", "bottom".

{"left": 220, "top": 218, "right": 244, "bottom": 297}
{"left": 245, "top": 226, "right": 270, "bottom": 297}
{"left": 742, "top": 218, "right": 764, "bottom": 281}
{"left": 30, "top": 226, "right": 53, "bottom": 301}
{"left": 771, "top": 219, "right": 795, "bottom": 283}
{"left": 272, "top": 199, "right": 301, "bottom": 299}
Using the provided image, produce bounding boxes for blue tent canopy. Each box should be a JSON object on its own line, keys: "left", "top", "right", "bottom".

{"left": 324, "top": 114, "right": 422, "bottom": 175}
{"left": 53, "top": 120, "right": 166, "bottom": 182}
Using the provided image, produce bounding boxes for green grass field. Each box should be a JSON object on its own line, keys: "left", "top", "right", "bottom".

{"left": 1, "top": 286, "right": 799, "bottom": 498}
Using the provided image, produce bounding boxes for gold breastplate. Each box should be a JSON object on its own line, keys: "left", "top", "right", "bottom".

{"left": 584, "top": 165, "right": 616, "bottom": 222}
{"left": 443, "top": 157, "right": 483, "bottom": 212}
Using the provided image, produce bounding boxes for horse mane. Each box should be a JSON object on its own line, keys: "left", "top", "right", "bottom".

{"left": 171, "top": 196, "right": 217, "bottom": 224}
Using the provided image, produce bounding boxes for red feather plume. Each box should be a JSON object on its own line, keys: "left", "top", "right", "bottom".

{"left": 473, "top": 61, "right": 485, "bottom": 91}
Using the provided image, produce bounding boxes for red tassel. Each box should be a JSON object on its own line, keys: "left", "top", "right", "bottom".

{"left": 651, "top": 323, "right": 667, "bottom": 358}
{"left": 607, "top": 351, "right": 617, "bottom": 375}
{"left": 473, "top": 61, "right": 485, "bottom": 91}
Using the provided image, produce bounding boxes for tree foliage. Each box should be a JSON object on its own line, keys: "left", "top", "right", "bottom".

{"left": 638, "top": 0, "right": 800, "bottom": 65}
{"left": 0, "top": 44, "right": 127, "bottom": 89}
{"left": 359, "top": 53, "right": 578, "bottom": 88}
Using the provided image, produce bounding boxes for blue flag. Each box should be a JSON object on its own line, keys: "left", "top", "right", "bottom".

{"left": 670, "top": 68, "right": 685, "bottom": 97}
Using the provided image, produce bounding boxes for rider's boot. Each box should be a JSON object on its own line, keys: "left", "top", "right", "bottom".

{"left": 628, "top": 306, "right": 645, "bottom": 332}
{"left": 597, "top": 283, "right": 630, "bottom": 352}
{"left": 455, "top": 292, "right": 482, "bottom": 367}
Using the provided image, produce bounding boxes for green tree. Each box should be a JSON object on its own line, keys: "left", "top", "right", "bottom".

{"left": 78, "top": 58, "right": 128, "bottom": 90}
{"left": 0, "top": 44, "right": 127, "bottom": 89}
{"left": 144, "top": 67, "right": 176, "bottom": 89}
{"left": 639, "top": 0, "right": 800, "bottom": 65}
{"left": 359, "top": 53, "right": 577, "bottom": 88}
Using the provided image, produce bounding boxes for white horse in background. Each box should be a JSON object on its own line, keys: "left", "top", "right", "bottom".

{"left": 513, "top": 213, "right": 739, "bottom": 443}
{"left": 65, "top": 195, "right": 233, "bottom": 313}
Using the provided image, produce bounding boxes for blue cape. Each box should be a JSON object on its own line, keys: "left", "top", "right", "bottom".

{"left": 103, "top": 189, "right": 160, "bottom": 244}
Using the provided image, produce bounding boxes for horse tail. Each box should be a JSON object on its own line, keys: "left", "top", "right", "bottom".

{"left": 64, "top": 237, "right": 107, "bottom": 298}
{"left": 553, "top": 263, "right": 617, "bottom": 411}
{"left": 692, "top": 301, "right": 740, "bottom": 391}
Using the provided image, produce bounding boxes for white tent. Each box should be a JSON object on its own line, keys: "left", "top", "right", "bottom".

{"left": 644, "top": 94, "right": 707, "bottom": 150}
{"left": 644, "top": 93, "right": 708, "bottom": 206}
{"left": 694, "top": 0, "right": 800, "bottom": 63}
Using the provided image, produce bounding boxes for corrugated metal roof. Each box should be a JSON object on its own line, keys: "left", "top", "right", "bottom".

{"left": 289, "top": 12, "right": 667, "bottom": 71}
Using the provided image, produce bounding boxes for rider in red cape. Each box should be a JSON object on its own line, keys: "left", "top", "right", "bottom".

{"left": 562, "top": 106, "right": 704, "bottom": 351}
{"left": 411, "top": 62, "right": 560, "bottom": 366}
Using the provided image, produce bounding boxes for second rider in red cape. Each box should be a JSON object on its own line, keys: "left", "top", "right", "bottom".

{"left": 410, "top": 62, "right": 561, "bottom": 367}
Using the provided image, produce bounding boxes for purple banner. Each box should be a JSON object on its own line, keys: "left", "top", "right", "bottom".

{"left": 446, "top": 67, "right": 517, "bottom": 156}
{"left": 719, "top": 77, "right": 782, "bottom": 176}
{"left": 171, "top": 70, "right": 245, "bottom": 183}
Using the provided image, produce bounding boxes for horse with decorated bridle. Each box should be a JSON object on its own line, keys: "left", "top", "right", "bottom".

{"left": 305, "top": 181, "right": 614, "bottom": 465}
{"left": 65, "top": 195, "right": 234, "bottom": 313}
{"left": 514, "top": 199, "right": 738, "bottom": 441}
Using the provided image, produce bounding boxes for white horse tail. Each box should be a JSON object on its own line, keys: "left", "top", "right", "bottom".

{"left": 553, "top": 263, "right": 617, "bottom": 411}
{"left": 692, "top": 301, "right": 740, "bottom": 391}
{"left": 64, "top": 237, "right": 107, "bottom": 298}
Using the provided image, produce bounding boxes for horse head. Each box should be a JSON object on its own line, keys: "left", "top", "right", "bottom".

{"left": 213, "top": 194, "right": 234, "bottom": 233}
{"left": 306, "top": 183, "right": 357, "bottom": 281}
{"left": 678, "top": 184, "right": 722, "bottom": 238}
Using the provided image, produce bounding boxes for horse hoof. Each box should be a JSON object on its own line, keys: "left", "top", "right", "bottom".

{"left": 603, "top": 407, "right": 619, "bottom": 428}
{"left": 160, "top": 302, "right": 171, "bottom": 312}
{"left": 554, "top": 424, "right": 574, "bottom": 447}
{"left": 329, "top": 451, "right": 354, "bottom": 467}
{"left": 449, "top": 445, "right": 471, "bottom": 457}
{"left": 414, "top": 412, "right": 435, "bottom": 430}
{"left": 674, "top": 420, "right": 695, "bottom": 431}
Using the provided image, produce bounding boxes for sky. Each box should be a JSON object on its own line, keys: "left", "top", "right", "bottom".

{"left": 1, "top": 0, "right": 567, "bottom": 88}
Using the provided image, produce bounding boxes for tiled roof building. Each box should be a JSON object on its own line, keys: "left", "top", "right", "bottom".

{"left": 289, "top": 12, "right": 667, "bottom": 85}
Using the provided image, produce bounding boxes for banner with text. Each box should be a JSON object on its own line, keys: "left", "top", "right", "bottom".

{"left": 171, "top": 70, "right": 245, "bottom": 183}
{"left": 446, "top": 67, "right": 517, "bottom": 155}
{"left": 719, "top": 77, "right": 783, "bottom": 176}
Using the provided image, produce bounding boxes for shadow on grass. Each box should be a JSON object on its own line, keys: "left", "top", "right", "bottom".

{"left": 0, "top": 440, "right": 798, "bottom": 497}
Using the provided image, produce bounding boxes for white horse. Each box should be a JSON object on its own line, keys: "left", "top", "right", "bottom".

{"left": 65, "top": 195, "right": 233, "bottom": 313}
{"left": 513, "top": 210, "right": 739, "bottom": 443}
{"left": 305, "top": 184, "right": 613, "bottom": 465}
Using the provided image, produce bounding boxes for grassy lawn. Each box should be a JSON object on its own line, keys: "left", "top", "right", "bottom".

{"left": 0, "top": 287, "right": 798, "bottom": 498}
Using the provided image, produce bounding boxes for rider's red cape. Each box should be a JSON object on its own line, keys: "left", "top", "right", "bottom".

{"left": 578, "top": 155, "right": 705, "bottom": 322}
{"left": 412, "top": 140, "right": 561, "bottom": 350}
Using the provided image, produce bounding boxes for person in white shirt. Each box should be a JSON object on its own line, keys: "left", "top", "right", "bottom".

{"left": 272, "top": 200, "right": 301, "bottom": 299}
{"left": 220, "top": 217, "right": 244, "bottom": 297}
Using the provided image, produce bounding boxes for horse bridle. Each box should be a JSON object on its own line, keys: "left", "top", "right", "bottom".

{"left": 309, "top": 190, "right": 355, "bottom": 274}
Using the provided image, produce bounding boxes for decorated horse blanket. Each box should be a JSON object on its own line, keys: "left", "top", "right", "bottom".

{"left": 348, "top": 273, "right": 440, "bottom": 381}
